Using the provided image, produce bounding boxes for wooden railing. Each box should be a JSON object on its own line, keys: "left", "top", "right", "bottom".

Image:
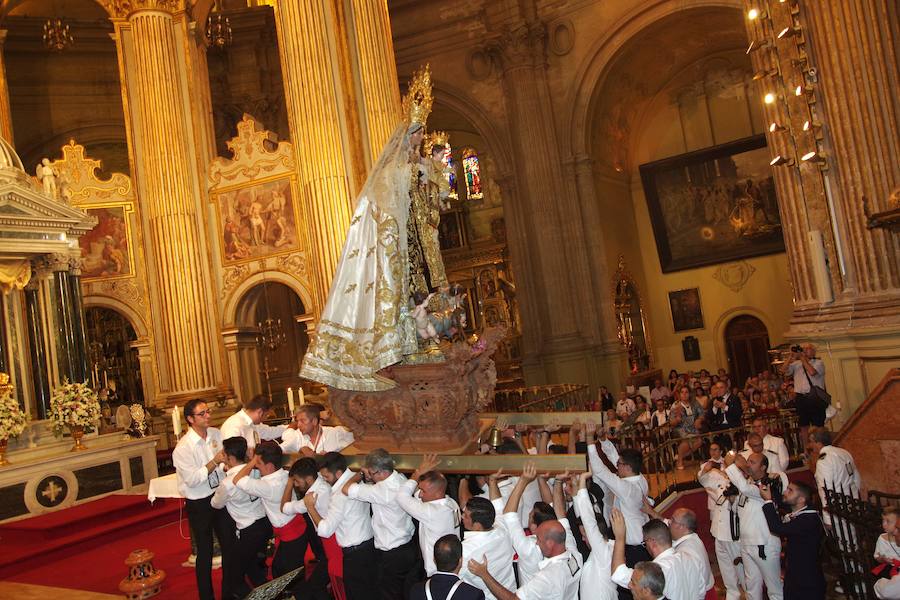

{"left": 490, "top": 384, "right": 590, "bottom": 412}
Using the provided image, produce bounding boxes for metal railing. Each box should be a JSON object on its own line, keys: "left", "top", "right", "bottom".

{"left": 490, "top": 384, "right": 590, "bottom": 412}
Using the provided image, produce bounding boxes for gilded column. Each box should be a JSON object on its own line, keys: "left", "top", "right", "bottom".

{"left": 273, "top": 0, "right": 355, "bottom": 309}
{"left": 804, "top": 0, "right": 900, "bottom": 300}
{"left": 113, "top": 4, "right": 223, "bottom": 399}
{"left": 0, "top": 30, "right": 14, "bottom": 143}
{"left": 344, "top": 0, "right": 401, "bottom": 168}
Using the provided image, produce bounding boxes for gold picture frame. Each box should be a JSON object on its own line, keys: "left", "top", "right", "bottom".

{"left": 78, "top": 203, "right": 136, "bottom": 281}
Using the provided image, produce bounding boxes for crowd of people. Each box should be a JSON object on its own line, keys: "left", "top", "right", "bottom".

{"left": 171, "top": 346, "right": 898, "bottom": 600}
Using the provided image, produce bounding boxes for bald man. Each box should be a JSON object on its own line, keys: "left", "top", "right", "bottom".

{"left": 468, "top": 520, "right": 581, "bottom": 600}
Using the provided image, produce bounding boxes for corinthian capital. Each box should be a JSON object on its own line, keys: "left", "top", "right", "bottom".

{"left": 486, "top": 20, "right": 548, "bottom": 71}
{"left": 102, "top": 0, "right": 182, "bottom": 19}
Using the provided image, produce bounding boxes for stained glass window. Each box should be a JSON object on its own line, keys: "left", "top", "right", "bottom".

{"left": 462, "top": 148, "right": 483, "bottom": 200}
{"left": 444, "top": 144, "right": 458, "bottom": 200}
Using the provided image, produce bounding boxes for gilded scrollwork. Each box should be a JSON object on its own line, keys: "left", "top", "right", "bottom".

{"left": 208, "top": 115, "right": 295, "bottom": 189}
{"left": 275, "top": 253, "right": 306, "bottom": 276}
{"left": 48, "top": 141, "right": 134, "bottom": 205}
{"left": 221, "top": 263, "right": 251, "bottom": 299}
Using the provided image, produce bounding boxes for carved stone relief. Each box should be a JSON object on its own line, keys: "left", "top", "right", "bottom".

{"left": 713, "top": 261, "right": 757, "bottom": 293}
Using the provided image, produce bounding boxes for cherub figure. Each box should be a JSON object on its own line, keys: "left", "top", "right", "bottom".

{"left": 36, "top": 158, "right": 58, "bottom": 199}
{"left": 412, "top": 291, "right": 438, "bottom": 342}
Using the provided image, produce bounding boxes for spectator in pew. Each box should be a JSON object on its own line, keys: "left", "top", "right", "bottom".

{"left": 874, "top": 507, "right": 900, "bottom": 599}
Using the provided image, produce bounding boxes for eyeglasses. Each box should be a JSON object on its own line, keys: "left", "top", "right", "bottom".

{"left": 192, "top": 409, "right": 211, "bottom": 417}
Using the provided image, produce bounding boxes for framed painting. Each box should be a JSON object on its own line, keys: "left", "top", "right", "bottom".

{"left": 668, "top": 288, "right": 704, "bottom": 332}
{"left": 640, "top": 134, "right": 784, "bottom": 272}
{"left": 78, "top": 205, "right": 134, "bottom": 280}
{"left": 213, "top": 176, "right": 300, "bottom": 264}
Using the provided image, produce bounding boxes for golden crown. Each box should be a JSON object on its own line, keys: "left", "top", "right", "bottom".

{"left": 402, "top": 64, "right": 434, "bottom": 127}
{"left": 424, "top": 131, "right": 450, "bottom": 155}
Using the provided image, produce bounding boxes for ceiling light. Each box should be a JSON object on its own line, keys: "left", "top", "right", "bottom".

{"left": 748, "top": 8, "right": 768, "bottom": 20}
{"left": 801, "top": 151, "right": 826, "bottom": 163}
{"left": 769, "top": 122, "right": 787, "bottom": 133}
{"left": 764, "top": 92, "right": 778, "bottom": 104}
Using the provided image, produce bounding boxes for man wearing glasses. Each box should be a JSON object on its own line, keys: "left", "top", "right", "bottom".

{"left": 173, "top": 399, "right": 234, "bottom": 600}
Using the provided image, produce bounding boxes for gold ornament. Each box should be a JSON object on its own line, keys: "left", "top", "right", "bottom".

{"left": 402, "top": 64, "right": 434, "bottom": 127}
{"left": 425, "top": 130, "right": 450, "bottom": 156}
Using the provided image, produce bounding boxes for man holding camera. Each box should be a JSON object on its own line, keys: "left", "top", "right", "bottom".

{"left": 724, "top": 451, "right": 789, "bottom": 600}
{"left": 782, "top": 343, "right": 826, "bottom": 443}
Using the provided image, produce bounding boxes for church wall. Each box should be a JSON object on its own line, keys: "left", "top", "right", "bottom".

{"left": 626, "top": 52, "right": 794, "bottom": 376}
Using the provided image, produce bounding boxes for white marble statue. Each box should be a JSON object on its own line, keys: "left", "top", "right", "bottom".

{"left": 36, "top": 158, "right": 58, "bottom": 199}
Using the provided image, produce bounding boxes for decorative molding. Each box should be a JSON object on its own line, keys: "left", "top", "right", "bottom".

{"left": 208, "top": 114, "right": 295, "bottom": 190}
{"left": 275, "top": 252, "right": 307, "bottom": 277}
{"left": 221, "top": 263, "right": 251, "bottom": 299}
{"left": 713, "top": 261, "right": 757, "bottom": 293}
{"left": 548, "top": 19, "right": 575, "bottom": 56}
{"left": 48, "top": 141, "right": 133, "bottom": 205}
{"left": 101, "top": 0, "right": 182, "bottom": 19}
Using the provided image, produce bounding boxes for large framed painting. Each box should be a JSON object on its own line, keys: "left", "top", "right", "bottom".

{"left": 640, "top": 134, "right": 784, "bottom": 272}
{"left": 78, "top": 205, "right": 134, "bottom": 280}
{"left": 213, "top": 176, "right": 300, "bottom": 264}
{"left": 668, "top": 288, "right": 704, "bottom": 332}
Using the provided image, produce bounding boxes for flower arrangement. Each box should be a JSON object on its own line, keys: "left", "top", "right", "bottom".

{"left": 0, "top": 378, "right": 28, "bottom": 440}
{"left": 50, "top": 380, "right": 100, "bottom": 436}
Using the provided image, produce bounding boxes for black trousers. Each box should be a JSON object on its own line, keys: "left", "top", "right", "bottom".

{"left": 272, "top": 533, "right": 308, "bottom": 579}
{"left": 615, "top": 543, "right": 652, "bottom": 600}
{"left": 222, "top": 517, "right": 272, "bottom": 600}
{"left": 377, "top": 539, "right": 420, "bottom": 600}
{"left": 343, "top": 538, "right": 378, "bottom": 600}
{"left": 185, "top": 495, "right": 235, "bottom": 600}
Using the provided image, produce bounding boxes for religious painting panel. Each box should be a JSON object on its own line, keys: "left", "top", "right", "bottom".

{"left": 640, "top": 134, "right": 784, "bottom": 272}
{"left": 213, "top": 176, "right": 300, "bottom": 264}
{"left": 668, "top": 287, "right": 705, "bottom": 332}
{"left": 78, "top": 205, "right": 134, "bottom": 280}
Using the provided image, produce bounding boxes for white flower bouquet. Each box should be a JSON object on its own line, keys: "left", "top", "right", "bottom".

{"left": 50, "top": 380, "right": 100, "bottom": 435}
{"left": 0, "top": 383, "right": 28, "bottom": 440}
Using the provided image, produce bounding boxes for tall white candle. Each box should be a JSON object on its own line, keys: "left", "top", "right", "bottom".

{"left": 287, "top": 387, "right": 295, "bottom": 416}
{"left": 298, "top": 387, "right": 305, "bottom": 405}
{"left": 172, "top": 405, "right": 182, "bottom": 438}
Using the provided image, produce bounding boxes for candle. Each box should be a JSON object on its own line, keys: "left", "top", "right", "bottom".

{"left": 287, "top": 387, "right": 295, "bottom": 416}
{"left": 103, "top": 371, "right": 109, "bottom": 388}
{"left": 172, "top": 405, "right": 182, "bottom": 438}
{"left": 298, "top": 387, "right": 305, "bottom": 405}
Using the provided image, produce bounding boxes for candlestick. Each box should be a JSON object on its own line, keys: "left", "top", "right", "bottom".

{"left": 287, "top": 387, "right": 295, "bottom": 416}
{"left": 298, "top": 387, "right": 305, "bottom": 405}
{"left": 172, "top": 405, "right": 181, "bottom": 438}
{"left": 103, "top": 370, "right": 109, "bottom": 388}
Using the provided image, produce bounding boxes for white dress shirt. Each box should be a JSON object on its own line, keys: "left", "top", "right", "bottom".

{"left": 697, "top": 463, "right": 735, "bottom": 541}
{"left": 673, "top": 533, "right": 714, "bottom": 599}
{"left": 814, "top": 445, "right": 861, "bottom": 522}
{"left": 280, "top": 425, "right": 355, "bottom": 454}
{"left": 172, "top": 427, "right": 225, "bottom": 500}
{"left": 477, "top": 476, "right": 541, "bottom": 528}
{"left": 786, "top": 358, "right": 825, "bottom": 393}
{"left": 283, "top": 474, "right": 332, "bottom": 518}
{"left": 724, "top": 464, "right": 788, "bottom": 546}
{"left": 316, "top": 469, "right": 374, "bottom": 548}
{"left": 459, "top": 527, "right": 516, "bottom": 600}
{"left": 347, "top": 470, "right": 415, "bottom": 551}
{"left": 496, "top": 500, "right": 544, "bottom": 586}
{"left": 221, "top": 409, "right": 286, "bottom": 449}
{"left": 236, "top": 468, "right": 293, "bottom": 528}
{"left": 396, "top": 479, "right": 460, "bottom": 575}
{"left": 612, "top": 547, "right": 692, "bottom": 600}
{"left": 516, "top": 550, "right": 581, "bottom": 600}
{"left": 588, "top": 440, "right": 649, "bottom": 545}
{"left": 650, "top": 409, "right": 669, "bottom": 428}
{"left": 573, "top": 488, "right": 617, "bottom": 600}
{"left": 742, "top": 434, "right": 789, "bottom": 473}
{"left": 210, "top": 463, "right": 266, "bottom": 529}
{"left": 875, "top": 573, "right": 900, "bottom": 599}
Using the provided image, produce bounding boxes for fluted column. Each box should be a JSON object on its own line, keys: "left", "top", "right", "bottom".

{"left": 273, "top": 0, "right": 356, "bottom": 310}
{"left": 113, "top": 4, "right": 224, "bottom": 399}
{"left": 0, "top": 30, "right": 14, "bottom": 143}
{"left": 344, "top": 0, "right": 401, "bottom": 168}
{"left": 804, "top": 0, "right": 900, "bottom": 298}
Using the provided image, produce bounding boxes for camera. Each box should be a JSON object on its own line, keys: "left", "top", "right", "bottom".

{"left": 791, "top": 344, "right": 803, "bottom": 353}
{"left": 723, "top": 483, "right": 741, "bottom": 498}
{"left": 760, "top": 475, "right": 784, "bottom": 498}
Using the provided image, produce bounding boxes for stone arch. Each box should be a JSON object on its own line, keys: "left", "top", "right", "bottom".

{"left": 712, "top": 306, "right": 777, "bottom": 371}
{"left": 82, "top": 294, "right": 149, "bottom": 339}
{"left": 562, "top": 0, "right": 744, "bottom": 162}
{"left": 222, "top": 270, "right": 313, "bottom": 328}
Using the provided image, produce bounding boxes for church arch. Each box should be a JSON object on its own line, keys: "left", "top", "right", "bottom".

{"left": 712, "top": 306, "right": 777, "bottom": 376}
{"left": 223, "top": 270, "right": 313, "bottom": 328}
{"left": 83, "top": 294, "right": 148, "bottom": 339}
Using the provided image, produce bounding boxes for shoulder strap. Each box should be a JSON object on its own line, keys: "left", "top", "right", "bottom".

{"left": 425, "top": 579, "right": 433, "bottom": 600}
{"left": 445, "top": 580, "right": 464, "bottom": 600}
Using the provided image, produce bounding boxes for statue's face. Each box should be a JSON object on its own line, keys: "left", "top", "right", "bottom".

{"left": 409, "top": 128, "right": 424, "bottom": 147}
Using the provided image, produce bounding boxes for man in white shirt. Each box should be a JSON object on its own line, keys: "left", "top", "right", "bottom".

{"left": 458, "top": 496, "right": 515, "bottom": 599}
{"left": 468, "top": 519, "right": 581, "bottom": 600}
{"left": 306, "top": 452, "right": 375, "bottom": 600}
{"left": 282, "top": 457, "right": 333, "bottom": 597}
{"left": 626, "top": 562, "right": 667, "bottom": 600}
{"left": 211, "top": 436, "right": 270, "bottom": 600}
{"left": 724, "top": 451, "right": 788, "bottom": 600}
{"left": 611, "top": 511, "right": 693, "bottom": 600}
{"left": 220, "top": 395, "right": 286, "bottom": 453}
{"left": 649, "top": 379, "right": 671, "bottom": 403}
{"left": 588, "top": 436, "right": 652, "bottom": 573}
{"left": 395, "top": 454, "right": 461, "bottom": 576}
{"left": 343, "top": 448, "right": 417, "bottom": 600}
{"left": 669, "top": 509, "right": 714, "bottom": 600}
{"left": 280, "top": 403, "right": 354, "bottom": 456}
{"left": 615, "top": 392, "right": 636, "bottom": 418}
{"left": 697, "top": 442, "right": 743, "bottom": 600}
{"left": 744, "top": 418, "right": 789, "bottom": 474}
{"left": 650, "top": 398, "right": 669, "bottom": 429}
{"left": 232, "top": 442, "right": 307, "bottom": 578}
{"left": 808, "top": 428, "right": 861, "bottom": 526}
{"left": 782, "top": 343, "right": 826, "bottom": 441}
{"left": 172, "top": 399, "right": 231, "bottom": 600}
{"left": 572, "top": 471, "right": 617, "bottom": 600}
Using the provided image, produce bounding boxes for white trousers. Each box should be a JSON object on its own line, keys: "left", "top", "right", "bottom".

{"left": 714, "top": 538, "right": 744, "bottom": 600}
{"left": 741, "top": 539, "right": 783, "bottom": 600}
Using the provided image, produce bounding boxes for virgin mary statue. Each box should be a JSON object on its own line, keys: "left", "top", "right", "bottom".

{"left": 300, "top": 66, "right": 447, "bottom": 392}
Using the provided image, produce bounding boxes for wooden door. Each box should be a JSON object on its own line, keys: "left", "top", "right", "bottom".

{"left": 724, "top": 315, "right": 771, "bottom": 388}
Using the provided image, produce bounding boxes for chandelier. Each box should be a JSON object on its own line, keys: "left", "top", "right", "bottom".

{"left": 206, "top": 14, "right": 232, "bottom": 50}
{"left": 42, "top": 18, "right": 74, "bottom": 52}
{"left": 256, "top": 281, "right": 286, "bottom": 351}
